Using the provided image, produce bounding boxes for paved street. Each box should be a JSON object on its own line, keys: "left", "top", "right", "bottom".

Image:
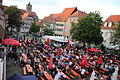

{"left": 6, "top": 59, "right": 22, "bottom": 79}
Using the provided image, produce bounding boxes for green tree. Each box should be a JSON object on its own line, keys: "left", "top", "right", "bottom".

{"left": 112, "top": 23, "right": 120, "bottom": 48}
{"left": 29, "top": 22, "right": 40, "bottom": 33}
{"left": 43, "top": 27, "right": 54, "bottom": 36}
{"left": 5, "top": 6, "right": 22, "bottom": 32}
{"left": 70, "top": 11, "right": 103, "bottom": 45}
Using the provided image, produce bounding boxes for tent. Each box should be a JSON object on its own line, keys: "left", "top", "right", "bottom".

{"left": 42, "top": 36, "right": 68, "bottom": 42}
{"left": 7, "top": 73, "right": 37, "bottom": 80}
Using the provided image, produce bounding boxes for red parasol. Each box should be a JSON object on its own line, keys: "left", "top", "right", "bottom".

{"left": 2, "top": 39, "right": 20, "bottom": 46}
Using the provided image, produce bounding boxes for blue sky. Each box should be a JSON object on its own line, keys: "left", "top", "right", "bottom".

{"left": 3, "top": 0, "right": 120, "bottom": 20}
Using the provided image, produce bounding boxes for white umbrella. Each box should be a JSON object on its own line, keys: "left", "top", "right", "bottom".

{"left": 111, "top": 66, "right": 119, "bottom": 80}
{"left": 90, "top": 70, "right": 95, "bottom": 80}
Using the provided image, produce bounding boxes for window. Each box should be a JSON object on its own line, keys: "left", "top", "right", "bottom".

{"left": 56, "top": 24, "right": 64, "bottom": 26}
{"left": 108, "top": 22, "right": 112, "bottom": 27}
{"left": 104, "top": 22, "right": 107, "bottom": 27}
{"left": 73, "top": 19, "right": 76, "bottom": 21}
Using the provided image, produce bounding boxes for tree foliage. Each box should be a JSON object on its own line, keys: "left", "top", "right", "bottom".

{"left": 70, "top": 11, "right": 103, "bottom": 45}
{"left": 5, "top": 6, "right": 22, "bottom": 31}
{"left": 43, "top": 27, "right": 54, "bottom": 36}
{"left": 112, "top": 23, "right": 120, "bottom": 45}
{"left": 29, "top": 22, "right": 40, "bottom": 33}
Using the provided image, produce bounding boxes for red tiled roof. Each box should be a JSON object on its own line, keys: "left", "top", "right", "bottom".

{"left": 42, "top": 16, "right": 49, "bottom": 22}
{"left": 56, "top": 7, "right": 77, "bottom": 21}
{"left": 42, "top": 13, "right": 60, "bottom": 23}
{"left": 105, "top": 15, "right": 120, "bottom": 22}
{"left": 47, "top": 13, "right": 60, "bottom": 23}
{"left": 70, "top": 10, "right": 87, "bottom": 18}
{"left": 3, "top": 5, "right": 37, "bottom": 20}
{"left": 36, "top": 21, "right": 44, "bottom": 26}
{"left": 42, "top": 7, "right": 86, "bottom": 23}
{"left": 22, "top": 13, "right": 29, "bottom": 20}
{"left": 101, "top": 15, "right": 120, "bottom": 29}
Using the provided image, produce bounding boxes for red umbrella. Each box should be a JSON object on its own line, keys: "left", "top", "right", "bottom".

{"left": 88, "top": 48, "right": 100, "bottom": 52}
{"left": 2, "top": 39, "right": 20, "bottom": 46}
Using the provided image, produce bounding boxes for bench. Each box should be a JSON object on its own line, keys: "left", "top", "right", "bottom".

{"left": 100, "top": 67, "right": 109, "bottom": 72}
{"left": 44, "top": 72, "right": 53, "bottom": 80}
{"left": 71, "top": 70, "right": 80, "bottom": 77}
{"left": 39, "top": 77, "right": 44, "bottom": 80}
{"left": 69, "top": 75, "right": 75, "bottom": 78}
{"left": 102, "top": 75, "right": 108, "bottom": 78}
{"left": 62, "top": 72, "right": 70, "bottom": 79}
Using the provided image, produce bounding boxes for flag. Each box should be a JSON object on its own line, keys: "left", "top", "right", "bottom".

{"left": 86, "top": 49, "right": 88, "bottom": 54}
{"left": 57, "top": 48, "right": 60, "bottom": 56}
{"left": 45, "top": 38, "right": 49, "bottom": 48}
{"left": 111, "top": 66, "right": 119, "bottom": 80}
{"left": 80, "top": 56, "right": 87, "bottom": 66}
{"left": 48, "top": 54, "right": 53, "bottom": 69}
{"left": 98, "top": 55, "right": 102, "bottom": 64}
{"left": 66, "top": 40, "right": 70, "bottom": 49}
{"left": 90, "top": 70, "right": 95, "bottom": 80}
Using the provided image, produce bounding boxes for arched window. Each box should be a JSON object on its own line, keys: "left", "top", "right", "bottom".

{"left": 104, "top": 22, "right": 107, "bottom": 27}
{"left": 108, "top": 22, "right": 112, "bottom": 27}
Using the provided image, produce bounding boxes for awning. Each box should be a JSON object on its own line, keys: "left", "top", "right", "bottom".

{"left": 42, "top": 36, "right": 68, "bottom": 42}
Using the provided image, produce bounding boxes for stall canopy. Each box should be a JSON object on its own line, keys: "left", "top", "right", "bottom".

{"left": 42, "top": 36, "right": 68, "bottom": 42}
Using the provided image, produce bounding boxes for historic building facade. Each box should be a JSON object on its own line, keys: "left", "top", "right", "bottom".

{"left": 101, "top": 15, "right": 120, "bottom": 47}
{"left": 42, "top": 7, "right": 87, "bottom": 39}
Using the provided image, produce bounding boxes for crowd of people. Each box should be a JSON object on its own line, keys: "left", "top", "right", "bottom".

{"left": 5, "top": 38, "right": 120, "bottom": 80}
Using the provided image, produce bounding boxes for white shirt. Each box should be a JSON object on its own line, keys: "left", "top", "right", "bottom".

{"left": 69, "top": 62, "right": 73, "bottom": 65}
{"left": 54, "top": 72, "right": 62, "bottom": 80}
{"left": 81, "top": 69, "right": 86, "bottom": 75}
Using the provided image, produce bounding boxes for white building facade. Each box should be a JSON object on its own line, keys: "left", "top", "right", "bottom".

{"left": 101, "top": 15, "right": 120, "bottom": 47}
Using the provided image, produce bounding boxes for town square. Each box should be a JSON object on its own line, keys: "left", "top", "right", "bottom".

{"left": 0, "top": 0, "right": 120, "bottom": 80}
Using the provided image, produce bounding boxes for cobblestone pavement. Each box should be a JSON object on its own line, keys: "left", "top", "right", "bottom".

{"left": 6, "top": 59, "right": 22, "bottom": 79}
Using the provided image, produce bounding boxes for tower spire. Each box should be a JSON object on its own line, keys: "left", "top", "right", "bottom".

{"left": 26, "top": 2, "right": 32, "bottom": 14}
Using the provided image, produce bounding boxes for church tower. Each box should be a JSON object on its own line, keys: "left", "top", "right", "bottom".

{"left": 26, "top": 2, "right": 32, "bottom": 14}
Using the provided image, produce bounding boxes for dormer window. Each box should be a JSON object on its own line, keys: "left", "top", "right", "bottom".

{"left": 104, "top": 22, "right": 107, "bottom": 27}
{"left": 108, "top": 22, "right": 112, "bottom": 27}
